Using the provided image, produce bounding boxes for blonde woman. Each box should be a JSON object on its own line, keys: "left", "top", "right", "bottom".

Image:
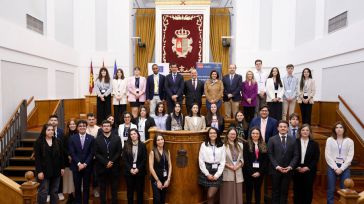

{"left": 241, "top": 70, "right": 258, "bottom": 123}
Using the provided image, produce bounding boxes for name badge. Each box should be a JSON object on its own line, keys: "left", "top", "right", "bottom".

{"left": 286, "top": 90, "right": 292, "bottom": 93}
{"left": 253, "top": 162, "right": 260, "bottom": 168}
{"left": 163, "top": 169, "right": 168, "bottom": 177}
{"left": 101, "top": 89, "right": 106, "bottom": 93}
{"left": 335, "top": 157, "right": 344, "bottom": 164}
{"left": 212, "top": 164, "right": 218, "bottom": 169}
{"left": 133, "top": 163, "right": 137, "bottom": 168}
{"left": 303, "top": 92, "right": 308, "bottom": 97}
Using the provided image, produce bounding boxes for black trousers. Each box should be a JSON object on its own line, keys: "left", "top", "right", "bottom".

{"left": 300, "top": 103, "right": 312, "bottom": 125}
{"left": 271, "top": 171, "right": 292, "bottom": 204}
{"left": 244, "top": 106, "right": 255, "bottom": 124}
{"left": 166, "top": 98, "right": 182, "bottom": 114}
{"left": 245, "top": 174, "right": 264, "bottom": 204}
{"left": 293, "top": 171, "right": 315, "bottom": 204}
{"left": 73, "top": 169, "right": 92, "bottom": 204}
{"left": 267, "top": 102, "right": 282, "bottom": 121}
{"left": 97, "top": 95, "right": 111, "bottom": 125}
{"left": 151, "top": 180, "right": 167, "bottom": 204}
{"left": 125, "top": 175, "right": 145, "bottom": 204}
{"left": 113, "top": 104, "right": 127, "bottom": 126}
{"left": 99, "top": 172, "right": 119, "bottom": 204}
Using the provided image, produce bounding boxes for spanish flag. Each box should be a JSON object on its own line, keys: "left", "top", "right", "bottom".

{"left": 89, "top": 61, "right": 94, "bottom": 94}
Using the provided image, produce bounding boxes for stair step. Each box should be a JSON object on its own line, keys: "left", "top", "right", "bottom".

{"left": 15, "top": 147, "right": 33, "bottom": 151}
{"left": 4, "top": 166, "right": 35, "bottom": 171}
{"left": 10, "top": 156, "right": 32, "bottom": 161}
{"left": 21, "top": 138, "right": 36, "bottom": 142}
{"left": 8, "top": 176, "right": 28, "bottom": 183}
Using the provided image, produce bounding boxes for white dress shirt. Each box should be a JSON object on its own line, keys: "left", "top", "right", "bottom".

{"left": 198, "top": 143, "right": 226, "bottom": 178}
{"left": 300, "top": 138, "right": 309, "bottom": 164}
{"left": 253, "top": 69, "right": 267, "bottom": 93}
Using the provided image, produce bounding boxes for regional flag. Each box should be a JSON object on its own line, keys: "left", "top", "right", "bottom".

{"left": 113, "top": 60, "right": 117, "bottom": 78}
{"left": 89, "top": 61, "right": 94, "bottom": 94}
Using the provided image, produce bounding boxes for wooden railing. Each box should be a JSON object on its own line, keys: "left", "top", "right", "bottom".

{"left": 0, "top": 98, "right": 28, "bottom": 172}
{"left": 52, "top": 100, "right": 65, "bottom": 130}
{"left": 338, "top": 95, "right": 364, "bottom": 129}
{"left": 27, "top": 99, "right": 60, "bottom": 129}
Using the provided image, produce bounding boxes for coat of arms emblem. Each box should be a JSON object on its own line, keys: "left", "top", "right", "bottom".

{"left": 172, "top": 28, "right": 193, "bottom": 58}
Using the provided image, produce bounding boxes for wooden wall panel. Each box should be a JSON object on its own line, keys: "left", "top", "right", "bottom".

{"left": 319, "top": 102, "right": 339, "bottom": 128}
{"left": 27, "top": 100, "right": 59, "bottom": 128}
{"left": 63, "top": 99, "right": 86, "bottom": 123}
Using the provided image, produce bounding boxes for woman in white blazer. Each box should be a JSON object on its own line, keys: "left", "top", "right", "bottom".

{"left": 298, "top": 68, "right": 316, "bottom": 125}
{"left": 112, "top": 69, "right": 128, "bottom": 126}
{"left": 220, "top": 127, "right": 244, "bottom": 204}
{"left": 265, "top": 67, "right": 284, "bottom": 121}
{"left": 127, "top": 67, "right": 146, "bottom": 118}
{"left": 118, "top": 112, "right": 137, "bottom": 147}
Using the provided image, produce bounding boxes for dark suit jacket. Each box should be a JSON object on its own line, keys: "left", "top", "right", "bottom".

{"left": 243, "top": 142, "right": 269, "bottom": 176}
{"left": 249, "top": 117, "right": 278, "bottom": 142}
{"left": 146, "top": 74, "right": 166, "bottom": 100}
{"left": 184, "top": 79, "right": 204, "bottom": 107}
{"left": 164, "top": 73, "right": 184, "bottom": 101}
{"left": 268, "top": 134, "right": 299, "bottom": 173}
{"left": 295, "top": 139, "right": 320, "bottom": 173}
{"left": 222, "top": 74, "right": 242, "bottom": 102}
{"left": 68, "top": 133, "right": 94, "bottom": 172}
{"left": 56, "top": 128, "right": 64, "bottom": 141}
{"left": 94, "top": 133, "right": 122, "bottom": 176}
{"left": 122, "top": 142, "right": 147, "bottom": 176}
{"left": 134, "top": 117, "right": 156, "bottom": 141}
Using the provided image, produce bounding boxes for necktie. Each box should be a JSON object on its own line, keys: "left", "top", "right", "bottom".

{"left": 292, "top": 129, "right": 297, "bottom": 138}
{"left": 154, "top": 75, "right": 159, "bottom": 94}
{"left": 261, "top": 119, "right": 267, "bottom": 142}
{"left": 255, "top": 144, "right": 259, "bottom": 159}
{"left": 281, "top": 136, "right": 286, "bottom": 149}
{"left": 192, "top": 79, "right": 196, "bottom": 90}
{"left": 173, "top": 74, "right": 176, "bottom": 82}
{"left": 230, "top": 75, "right": 233, "bottom": 86}
{"left": 81, "top": 136, "right": 85, "bottom": 149}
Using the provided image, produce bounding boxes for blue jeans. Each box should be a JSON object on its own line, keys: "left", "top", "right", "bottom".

{"left": 327, "top": 165, "right": 350, "bottom": 204}
{"left": 37, "top": 177, "right": 60, "bottom": 204}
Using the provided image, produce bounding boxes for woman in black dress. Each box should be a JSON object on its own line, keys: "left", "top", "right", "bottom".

{"left": 149, "top": 134, "right": 172, "bottom": 204}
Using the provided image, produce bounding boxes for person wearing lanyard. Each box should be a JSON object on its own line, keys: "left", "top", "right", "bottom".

{"left": 112, "top": 68, "right": 127, "bottom": 126}
{"left": 325, "top": 121, "right": 354, "bottom": 204}
{"left": 95, "top": 67, "right": 112, "bottom": 125}
{"left": 292, "top": 124, "right": 320, "bottom": 204}
{"left": 122, "top": 129, "right": 147, "bottom": 204}
{"left": 230, "top": 111, "right": 249, "bottom": 142}
{"left": 166, "top": 102, "right": 185, "bottom": 131}
{"left": 128, "top": 66, "right": 146, "bottom": 118}
{"left": 206, "top": 103, "right": 225, "bottom": 135}
{"left": 282, "top": 64, "right": 299, "bottom": 121}
{"left": 297, "top": 68, "right": 316, "bottom": 125}
{"left": 253, "top": 59, "right": 268, "bottom": 114}
{"left": 149, "top": 134, "right": 172, "bottom": 204}
{"left": 135, "top": 105, "right": 156, "bottom": 141}
{"left": 265, "top": 67, "right": 284, "bottom": 121}
{"left": 118, "top": 112, "right": 137, "bottom": 148}
{"left": 198, "top": 127, "right": 226, "bottom": 204}
{"left": 94, "top": 120, "right": 122, "bottom": 204}
{"left": 243, "top": 127, "right": 268, "bottom": 204}
{"left": 220, "top": 128, "right": 244, "bottom": 204}
{"left": 152, "top": 102, "right": 168, "bottom": 130}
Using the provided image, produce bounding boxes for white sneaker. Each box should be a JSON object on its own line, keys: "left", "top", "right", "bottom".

{"left": 46, "top": 195, "right": 50, "bottom": 202}
{"left": 94, "top": 189, "right": 100, "bottom": 198}
{"left": 58, "top": 193, "right": 65, "bottom": 201}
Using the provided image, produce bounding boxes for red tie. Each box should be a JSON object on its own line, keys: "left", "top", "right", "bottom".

{"left": 255, "top": 146, "right": 259, "bottom": 159}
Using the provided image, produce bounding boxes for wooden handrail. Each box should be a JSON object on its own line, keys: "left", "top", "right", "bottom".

{"left": 51, "top": 100, "right": 62, "bottom": 115}
{"left": 338, "top": 95, "right": 364, "bottom": 128}
{"left": 0, "top": 98, "right": 27, "bottom": 139}
{"left": 26, "top": 96, "right": 34, "bottom": 106}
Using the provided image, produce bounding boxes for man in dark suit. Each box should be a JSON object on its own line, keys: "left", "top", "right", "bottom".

{"left": 268, "top": 120, "right": 299, "bottom": 204}
{"left": 249, "top": 105, "right": 278, "bottom": 142}
{"left": 222, "top": 64, "right": 243, "bottom": 118}
{"left": 94, "top": 120, "right": 122, "bottom": 204}
{"left": 184, "top": 68, "right": 204, "bottom": 115}
{"left": 288, "top": 113, "right": 300, "bottom": 139}
{"left": 164, "top": 62, "right": 184, "bottom": 113}
{"left": 69, "top": 120, "right": 94, "bottom": 204}
{"left": 146, "top": 64, "right": 166, "bottom": 116}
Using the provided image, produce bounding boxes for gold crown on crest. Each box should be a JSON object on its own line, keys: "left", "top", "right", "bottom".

{"left": 175, "top": 28, "right": 190, "bottom": 38}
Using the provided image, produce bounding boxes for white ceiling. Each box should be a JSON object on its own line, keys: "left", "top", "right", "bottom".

{"left": 133, "top": 0, "right": 233, "bottom": 8}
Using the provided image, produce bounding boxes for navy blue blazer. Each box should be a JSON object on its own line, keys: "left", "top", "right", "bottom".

{"left": 55, "top": 128, "right": 64, "bottom": 141}
{"left": 146, "top": 74, "right": 166, "bottom": 100}
{"left": 164, "top": 73, "right": 184, "bottom": 101}
{"left": 249, "top": 116, "right": 278, "bottom": 142}
{"left": 222, "top": 74, "right": 242, "bottom": 102}
{"left": 68, "top": 133, "right": 95, "bottom": 172}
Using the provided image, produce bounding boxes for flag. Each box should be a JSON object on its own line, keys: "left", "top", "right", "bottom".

{"left": 89, "top": 61, "right": 94, "bottom": 94}
{"left": 113, "top": 60, "right": 117, "bottom": 78}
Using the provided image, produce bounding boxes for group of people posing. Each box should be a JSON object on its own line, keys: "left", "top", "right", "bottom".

{"left": 33, "top": 59, "right": 354, "bottom": 204}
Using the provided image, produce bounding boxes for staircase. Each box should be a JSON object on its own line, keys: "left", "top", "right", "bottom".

{"left": 3, "top": 130, "right": 39, "bottom": 184}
